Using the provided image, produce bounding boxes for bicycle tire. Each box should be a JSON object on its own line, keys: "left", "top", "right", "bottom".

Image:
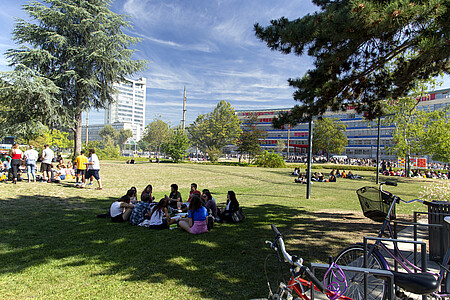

{"left": 330, "top": 244, "right": 388, "bottom": 300}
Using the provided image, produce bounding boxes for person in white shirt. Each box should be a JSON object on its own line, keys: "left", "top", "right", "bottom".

{"left": 41, "top": 144, "right": 54, "bottom": 182}
{"left": 24, "top": 145, "right": 39, "bottom": 182}
{"left": 84, "top": 148, "right": 102, "bottom": 190}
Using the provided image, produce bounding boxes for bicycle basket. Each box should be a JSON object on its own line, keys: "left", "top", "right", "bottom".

{"left": 356, "top": 186, "right": 396, "bottom": 222}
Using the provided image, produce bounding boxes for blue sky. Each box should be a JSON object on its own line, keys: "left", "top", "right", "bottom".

{"left": 0, "top": 0, "right": 449, "bottom": 128}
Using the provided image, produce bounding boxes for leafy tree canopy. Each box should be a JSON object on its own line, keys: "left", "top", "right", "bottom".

{"left": 118, "top": 128, "right": 133, "bottom": 149}
{"left": 255, "top": 0, "right": 449, "bottom": 125}
{"left": 237, "top": 113, "right": 267, "bottom": 160}
{"left": 2, "top": 0, "right": 147, "bottom": 155}
{"left": 142, "top": 118, "right": 171, "bottom": 155}
{"left": 188, "top": 100, "right": 241, "bottom": 161}
{"left": 383, "top": 80, "right": 450, "bottom": 163}
{"left": 161, "top": 127, "right": 190, "bottom": 163}
{"left": 312, "top": 118, "right": 347, "bottom": 159}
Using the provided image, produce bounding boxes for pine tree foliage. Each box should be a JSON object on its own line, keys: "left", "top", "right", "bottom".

{"left": 2, "top": 0, "right": 147, "bottom": 154}
{"left": 255, "top": 0, "right": 449, "bottom": 125}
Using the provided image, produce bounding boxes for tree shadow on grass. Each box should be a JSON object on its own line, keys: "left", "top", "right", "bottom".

{"left": 0, "top": 195, "right": 389, "bottom": 299}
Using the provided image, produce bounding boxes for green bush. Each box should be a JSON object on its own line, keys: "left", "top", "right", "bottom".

{"left": 254, "top": 151, "right": 286, "bottom": 168}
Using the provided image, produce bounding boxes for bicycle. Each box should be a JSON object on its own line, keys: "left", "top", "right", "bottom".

{"left": 333, "top": 181, "right": 450, "bottom": 299}
{"left": 252, "top": 224, "right": 355, "bottom": 300}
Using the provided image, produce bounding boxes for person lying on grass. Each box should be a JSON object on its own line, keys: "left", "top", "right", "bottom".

{"left": 110, "top": 189, "right": 135, "bottom": 222}
{"left": 179, "top": 195, "right": 208, "bottom": 234}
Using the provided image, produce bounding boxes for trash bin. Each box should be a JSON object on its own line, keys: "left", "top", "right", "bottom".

{"left": 428, "top": 201, "right": 450, "bottom": 263}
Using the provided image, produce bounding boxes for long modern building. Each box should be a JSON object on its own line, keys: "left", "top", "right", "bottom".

{"left": 235, "top": 88, "right": 450, "bottom": 160}
{"left": 105, "top": 77, "right": 147, "bottom": 141}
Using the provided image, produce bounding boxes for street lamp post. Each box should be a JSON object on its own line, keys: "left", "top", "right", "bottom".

{"left": 376, "top": 116, "right": 381, "bottom": 184}
{"left": 306, "top": 119, "right": 313, "bottom": 199}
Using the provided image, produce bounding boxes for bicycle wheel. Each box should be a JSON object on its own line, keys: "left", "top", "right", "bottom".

{"left": 330, "top": 244, "right": 388, "bottom": 300}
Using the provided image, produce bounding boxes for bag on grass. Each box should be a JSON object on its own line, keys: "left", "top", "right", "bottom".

{"left": 231, "top": 208, "right": 245, "bottom": 223}
{"left": 206, "top": 208, "right": 214, "bottom": 231}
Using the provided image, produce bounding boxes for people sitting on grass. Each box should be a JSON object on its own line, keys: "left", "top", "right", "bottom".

{"left": 346, "top": 171, "right": 363, "bottom": 179}
{"left": 141, "top": 184, "right": 154, "bottom": 202}
{"left": 167, "top": 183, "right": 182, "bottom": 209}
{"left": 295, "top": 173, "right": 307, "bottom": 184}
{"left": 188, "top": 183, "right": 201, "bottom": 202}
{"left": 217, "top": 191, "right": 239, "bottom": 223}
{"left": 202, "top": 188, "right": 216, "bottom": 203}
{"left": 110, "top": 189, "right": 136, "bottom": 222}
{"left": 148, "top": 198, "right": 177, "bottom": 230}
{"left": 179, "top": 195, "right": 208, "bottom": 234}
{"left": 129, "top": 193, "right": 155, "bottom": 226}
{"left": 292, "top": 167, "right": 300, "bottom": 176}
{"left": 329, "top": 173, "right": 337, "bottom": 182}
{"left": 129, "top": 186, "right": 138, "bottom": 204}
{"left": 202, "top": 189, "right": 218, "bottom": 219}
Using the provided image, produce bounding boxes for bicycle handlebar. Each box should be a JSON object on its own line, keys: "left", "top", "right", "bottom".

{"left": 269, "top": 224, "right": 327, "bottom": 293}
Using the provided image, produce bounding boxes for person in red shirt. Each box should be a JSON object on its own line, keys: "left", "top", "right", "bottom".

{"left": 188, "top": 183, "right": 201, "bottom": 202}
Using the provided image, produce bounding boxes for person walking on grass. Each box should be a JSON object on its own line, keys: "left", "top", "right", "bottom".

{"left": 84, "top": 148, "right": 102, "bottom": 190}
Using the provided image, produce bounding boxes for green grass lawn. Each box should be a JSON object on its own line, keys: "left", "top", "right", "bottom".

{"left": 0, "top": 162, "right": 434, "bottom": 299}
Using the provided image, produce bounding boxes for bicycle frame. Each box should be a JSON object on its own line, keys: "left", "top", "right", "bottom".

{"left": 277, "top": 270, "right": 353, "bottom": 300}
{"left": 365, "top": 186, "right": 450, "bottom": 297}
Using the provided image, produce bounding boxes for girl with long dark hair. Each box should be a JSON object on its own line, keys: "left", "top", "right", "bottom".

{"left": 179, "top": 195, "right": 208, "bottom": 234}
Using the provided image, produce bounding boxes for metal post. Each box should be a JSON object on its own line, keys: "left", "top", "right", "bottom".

{"left": 376, "top": 116, "right": 381, "bottom": 184}
{"left": 287, "top": 125, "right": 290, "bottom": 161}
{"left": 306, "top": 119, "right": 313, "bottom": 199}
{"left": 182, "top": 86, "right": 186, "bottom": 131}
{"left": 85, "top": 110, "right": 89, "bottom": 146}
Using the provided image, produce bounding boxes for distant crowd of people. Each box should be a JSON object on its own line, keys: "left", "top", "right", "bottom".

{"left": 292, "top": 168, "right": 363, "bottom": 184}
{"left": 1, "top": 144, "right": 102, "bottom": 189}
{"left": 102, "top": 183, "right": 242, "bottom": 235}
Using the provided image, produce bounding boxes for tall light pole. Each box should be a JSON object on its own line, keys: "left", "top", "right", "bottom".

{"left": 376, "top": 116, "right": 381, "bottom": 184}
{"left": 85, "top": 110, "right": 89, "bottom": 146}
{"left": 287, "top": 124, "right": 290, "bottom": 160}
{"left": 306, "top": 119, "right": 313, "bottom": 199}
{"left": 182, "top": 87, "right": 186, "bottom": 131}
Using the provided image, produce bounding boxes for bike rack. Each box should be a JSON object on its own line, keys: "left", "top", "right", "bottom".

{"left": 393, "top": 214, "right": 443, "bottom": 272}
{"left": 311, "top": 263, "right": 394, "bottom": 300}
{"left": 364, "top": 236, "right": 428, "bottom": 300}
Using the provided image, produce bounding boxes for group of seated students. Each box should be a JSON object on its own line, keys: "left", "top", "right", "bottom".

{"left": 293, "top": 168, "right": 337, "bottom": 183}
{"left": 108, "top": 183, "right": 240, "bottom": 235}
{"left": 293, "top": 168, "right": 362, "bottom": 183}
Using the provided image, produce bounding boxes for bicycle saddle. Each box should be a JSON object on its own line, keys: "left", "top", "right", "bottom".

{"left": 392, "top": 271, "right": 439, "bottom": 295}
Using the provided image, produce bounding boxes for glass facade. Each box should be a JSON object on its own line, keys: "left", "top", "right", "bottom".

{"left": 105, "top": 78, "right": 147, "bottom": 141}
{"left": 236, "top": 88, "right": 450, "bottom": 160}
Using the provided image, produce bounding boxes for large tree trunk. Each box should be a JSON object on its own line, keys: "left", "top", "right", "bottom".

{"left": 73, "top": 112, "right": 83, "bottom": 157}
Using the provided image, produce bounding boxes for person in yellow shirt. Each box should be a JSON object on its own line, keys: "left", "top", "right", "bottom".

{"left": 74, "top": 150, "right": 88, "bottom": 184}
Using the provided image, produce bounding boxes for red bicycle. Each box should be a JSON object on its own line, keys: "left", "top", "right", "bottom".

{"left": 252, "top": 224, "right": 354, "bottom": 300}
